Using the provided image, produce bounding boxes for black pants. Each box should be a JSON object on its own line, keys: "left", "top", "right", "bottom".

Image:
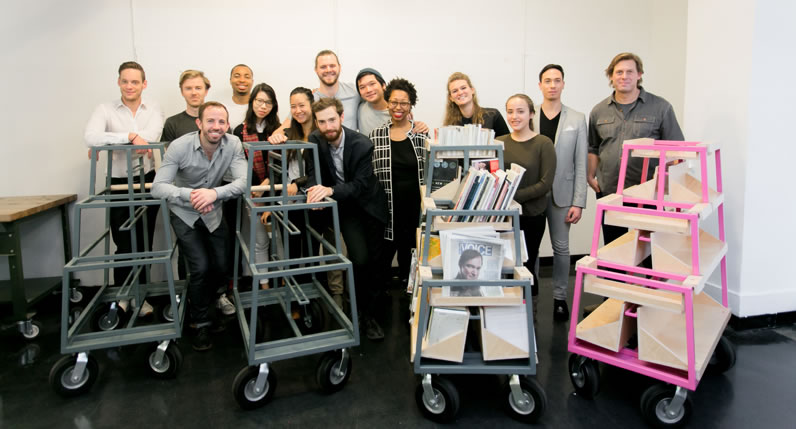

{"left": 520, "top": 214, "right": 547, "bottom": 296}
{"left": 337, "top": 207, "right": 386, "bottom": 319}
{"left": 171, "top": 215, "right": 229, "bottom": 327}
{"left": 381, "top": 219, "right": 418, "bottom": 284}
{"left": 110, "top": 171, "right": 159, "bottom": 286}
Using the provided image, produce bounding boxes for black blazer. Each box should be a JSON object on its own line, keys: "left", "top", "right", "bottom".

{"left": 306, "top": 126, "right": 389, "bottom": 224}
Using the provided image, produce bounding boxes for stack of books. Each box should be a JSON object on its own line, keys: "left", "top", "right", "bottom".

{"left": 436, "top": 124, "right": 498, "bottom": 158}
{"left": 447, "top": 163, "right": 526, "bottom": 223}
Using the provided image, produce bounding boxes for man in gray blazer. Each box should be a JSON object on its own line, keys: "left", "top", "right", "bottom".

{"left": 533, "top": 64, "right": 588, "bottom": 321}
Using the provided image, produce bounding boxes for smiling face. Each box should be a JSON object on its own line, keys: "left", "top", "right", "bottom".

{"left": 610, "top": 59, "right": 642, "bottom": 95}
{"left": 357, "top": 74, "right": 385, "bottom": 104}
{"left": 252, "top": 90, "right": 273, "bottom": 120}
{"left": 290, "top": 92, "right": 312, "bottom": 125}
{"left": 506, "top": 96, "right": 533, "bottom": 133}
{"left": 180, "top": 76, "right": 208, "bottom": 109}
{"left": 196, "top": 106, "right": 229, "bottom": 145}
{"left": 315, "top": 106, "right": 343, "bottom": 143}
{"left": 448, "top": 79, "right": 474, "bottom": 108}
{"left": 539, "top": 68, "right": 565, "bottom": 102}
{"left": 387, "top": 89, "right": 411, "bottom": 123}
{"left": 118, "top": 68, "right": 146, "bottom": 104}
{"left": 315, "top": 54, "right": 340, "bottom": 87}
{"left": 230, "top": 65, "right": 253, "bottom": 97}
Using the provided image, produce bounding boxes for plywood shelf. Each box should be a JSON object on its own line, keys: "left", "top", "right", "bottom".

{"left": 638, "top": 292, "right": 730, "bottom": 379}
{"left": 597, "top": 230, "right": 651, "bottom": 266}
{"left": 584, "top": 274, "right": 683, "bottom": 313}
{"left": 576, "top": 299, "right": 636, "bottom": 352}
{"left": 651, "top": 229, "right": 727, "bottom": 293}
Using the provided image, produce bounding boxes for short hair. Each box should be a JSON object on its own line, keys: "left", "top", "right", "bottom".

{"left": 179, "top": 69, "right": 211, "bottom": 90}
{"left": 314, "top": 50, "right": 339, "bottom": 68}
{"left": 118, "top": 61, "right": 145, "bottom": 81}
{"left": 458, "top": 249, "right": 482, "bottom": 267}
{"left": 230, "top": 64, "right": 252, "bottom": 77}
{"left": 538, "top": 64, "right": 564, "bottom": 82}
{"left": 384, "top": 78, "right": 418, "bottom": 106}
{"left": 506, "top": 93, "right": 536, "bottom": 132}
{"left": 605, "top": 52, "right": 644, "bottom": 87}
{"left": 312, "top": 97, "right": 344, "bottom": 116}
{"left": 198, "top": 101, "right": 229, "bottom": 121}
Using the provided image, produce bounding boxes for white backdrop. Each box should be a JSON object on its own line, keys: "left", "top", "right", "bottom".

{"left": 0, "top": 0, "right": 687, "bottom": 286}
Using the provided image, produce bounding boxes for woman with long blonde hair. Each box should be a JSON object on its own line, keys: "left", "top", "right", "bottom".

{"left": 443, "top": 72, "right": 509, "bottom": 136}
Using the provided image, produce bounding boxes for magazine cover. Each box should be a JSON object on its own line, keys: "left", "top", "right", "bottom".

{"left": 441, "top": 231, "right": 506, "bottom": 297}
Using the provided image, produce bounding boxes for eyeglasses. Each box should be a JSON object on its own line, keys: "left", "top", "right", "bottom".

{"left": 388, "top": 100, "right": 411, "bottom": 109}
{"left": 253, "top": 98, "right": 273, "bottom": 107}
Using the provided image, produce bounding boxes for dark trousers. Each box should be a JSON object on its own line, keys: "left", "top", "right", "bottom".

{"left": 381, "top": 220, "right": 417, "bottom": 284}
{"left": 110, "top": 171, "right": 158, "bottom": 286}
{"left": 171, "top": 214, "right": 229, "bottom": 327}
{"left": 520, "top": 214, "right": 547, "bottom": 296}
{"left": 338, "top": 207, "right": 386, "bottom": 319}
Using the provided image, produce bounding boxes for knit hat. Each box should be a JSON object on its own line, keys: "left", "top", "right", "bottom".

{"left": 355, "top": 68, "right": 385, "bottom": 86}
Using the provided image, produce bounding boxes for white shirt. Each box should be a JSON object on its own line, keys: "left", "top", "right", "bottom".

{"left": 224, "top": 101, "right": 248, "bottom": 131}
{"left": 84, "top": 98, "right": 164, "bottom": 177}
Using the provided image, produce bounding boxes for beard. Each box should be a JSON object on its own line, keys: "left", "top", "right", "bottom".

{"left": 320, "top": 73, "right": 339, "bottom": 87}
{"left": 323, "top": 126, "right": 342, "bottom": 142}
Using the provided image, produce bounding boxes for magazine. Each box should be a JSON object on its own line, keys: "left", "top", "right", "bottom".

{"left": 440, "top": 228, "right": 507, "bottom": 297}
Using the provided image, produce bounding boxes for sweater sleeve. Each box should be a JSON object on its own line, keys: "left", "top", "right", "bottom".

{"left": 512, "top": 138, "right": 557, "bottom": 202}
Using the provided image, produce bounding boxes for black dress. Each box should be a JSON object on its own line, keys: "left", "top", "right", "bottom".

{"left": 389, "top": 137, "right": 421, "bottom": 279}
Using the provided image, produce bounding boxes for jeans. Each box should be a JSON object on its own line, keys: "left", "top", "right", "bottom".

{"left": 170, "top": 214, "right": 229, "bottom": 327}
{"left": 544, "top": 195, "right": 572, "bottom": 301}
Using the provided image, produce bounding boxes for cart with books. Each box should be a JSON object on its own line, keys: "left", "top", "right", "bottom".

{"left": 408, "top": 138, "right": 546, "bottom": 423}
{"left": 567, "top": 139, "right": 735, "bottom": 427}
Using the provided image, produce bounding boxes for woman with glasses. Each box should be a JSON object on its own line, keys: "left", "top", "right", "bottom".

{"left": 233, "top": 83, "right": 281, "bottom": 289}
{"left": 369, "top": 78, "right": 428, "bottom": 288}
{"left": 443, "top": 72, "right": 509, "bottom": 136}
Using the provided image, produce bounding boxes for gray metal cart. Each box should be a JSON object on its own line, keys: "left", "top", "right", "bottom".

{"left": 410, "top": 144, "right": 546, "bottom": 423}
{"left": 230, "top": 142, "right": 359, "bottom": 410}
{"left": 50, "top": 145, "right": 186, "bottom": 397}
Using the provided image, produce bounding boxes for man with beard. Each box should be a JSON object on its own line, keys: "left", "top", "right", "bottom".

{"left": 225, "top": 64, "right": 253, "bottom": 129}
{"left": 305, "top": 98, "right": 389, "bottom": 341}
{"left": 152, "top": 102, "right": 247, "bottom": 351}
{"left": 313, "top": 50, "right": 360, "bottom": 130}
{"left": 162, "top": 70, "right": 211, "bottom": 143}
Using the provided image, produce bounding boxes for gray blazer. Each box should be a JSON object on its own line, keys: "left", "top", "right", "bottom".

{"left": 533, "top": 104, "right": 588, "bottom": 208}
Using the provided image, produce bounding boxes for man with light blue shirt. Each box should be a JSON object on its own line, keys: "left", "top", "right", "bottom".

{"left": 152, "top": 101, "right": 247, "bottom": 351}
{"left": 313, "top": 50, "right": 360, "bottom": 130}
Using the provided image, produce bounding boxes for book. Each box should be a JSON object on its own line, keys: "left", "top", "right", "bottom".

{"left": 440, "top": 229, "right": 507, "bottom": 297}
{"left": 430, "top": 159, "right": 460, "bottom": 193}
{"left": 471, "top": 158, "right": 500, "bottom": 173}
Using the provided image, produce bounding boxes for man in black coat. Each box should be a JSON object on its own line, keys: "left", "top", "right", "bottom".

{"left": 305, "top": 97, "right": 389, "bottom": 341}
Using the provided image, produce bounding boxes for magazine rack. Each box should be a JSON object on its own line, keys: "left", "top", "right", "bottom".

{"left": 51, "top": 145, "right": 187, "bottom": 397}
{"left": 230, "top": 142, "right": 359, "bottom": 410}
{"left": 566, "top": 139, "right": 735, "bottom": 427}
{"left": 409, "top": 146, "right": 546, "bottom": 423}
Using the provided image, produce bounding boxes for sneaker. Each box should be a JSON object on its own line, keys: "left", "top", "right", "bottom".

{"left": 216, "top": 294, "right": 236, "bottom": 316}
{"left": 365, "top": 318, "right": 385, "bottom": 341}
{"left": 554, "top": 299, "right": 570, "bottom": 322}
{"left": 192, "top": 327, "right": 212, "bottom": 351}
{"left": 139, "top": 300, "right": 154, "bottom": 317}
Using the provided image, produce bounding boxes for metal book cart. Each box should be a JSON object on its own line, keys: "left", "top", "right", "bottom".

{"left": 567, "top": 139, "right": 735, "bottom": 427}
{"left": 409, "top": 143, "right": 546, "bottom": 423}
{"left": 230, "top": 141, "right": 359, "bottom": 410}
{"left": 50, "top": 145, "right": 186, "bottom": 397}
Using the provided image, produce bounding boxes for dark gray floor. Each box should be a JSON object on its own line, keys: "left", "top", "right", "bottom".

{"left": 2, "top": 274, "right": 795, "bottom": 428}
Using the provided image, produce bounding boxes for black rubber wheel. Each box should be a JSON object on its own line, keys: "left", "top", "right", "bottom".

{"left": 146, "top": 342, "right": 183, "bottom": 379}
{"left": 232, "top": 366, "right": 277, "bottom": 410}
{"left": 49, "top": 354, "right": 99, "bottom": 397}
{"left": 504, "top": 376, "right": 547, "bottom": 423}
{"left": 316, "top": 351, "right": 352, "bottom": 393}
{"left": 414, "top": 376, "right": 460, "bottom": 423}
{"left": 296, "top": 300, "right": 327, "bottom": 335}
{"left": 707, "top": 336, "right": 736, "bottom": 374}
{"left": 640, "top": 384, "right": 693, "bottom": 428}
{"left": 91, "top": 304, "right": 128, "bottom": 331}
{"left": 21, "top": 320, "right": 42, "bottom": 340}
{"left": 569, "top": 354, "right": 600, "bottom": 398}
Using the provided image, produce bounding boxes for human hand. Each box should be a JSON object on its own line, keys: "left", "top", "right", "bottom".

{"left": 190, "top": 188, "right": 218, "bottom": 212}
{"left": 130, "top": 134, "right": 151, "bottom": 156}
{"left": 287, "top": 183, "right": 298, "bottom": 196}
{"left": 587, "top": 177, "right": 601, "bottom": 194}
{"left": 268, "top": 133, "right": 288, "bottom": 144}
{"left": 306, "top": 185, "right": 332, "bottom": 204}
{"left": 565, "top": 206, "right": 582, "bottom": 224}
{"left": 414, "top": 121, "right": 430, "bottom": 134}
{"left": 87, "top": 149, "right": 99, "bottom": 160}
{"left": 260, "top": 212, "right": 270, "bottom": 224}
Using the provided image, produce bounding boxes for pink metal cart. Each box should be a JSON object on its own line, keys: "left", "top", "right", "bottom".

{"left": 567, "top": 139, "right": 736, "bottom": 428}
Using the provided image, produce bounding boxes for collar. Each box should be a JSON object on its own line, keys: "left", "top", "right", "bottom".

{"left": 608, "top": 86, "right": 647, "bottom": 105}
{"left": 386, "top": 118, "right": 416, "bottom": 135}
{"left": 329, "top": 128, "right": 345, "bottom": 151}
{"left": 113, "top": 97, "right": 148, "bottom": 111}
{"left": 192, "top": 132, "right": 227, "bottom": 151}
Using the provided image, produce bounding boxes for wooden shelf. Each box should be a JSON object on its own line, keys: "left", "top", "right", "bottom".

{"left": 624, "top": 138, "right": 719, "bottom": 159}
{"left": 576, "top": 299, "right": 636, "bottom": 352}
{"left": 584, "top": 274, "right": 683, "bottom": 313}
{"left": 638, "top": 291, "right": 730, "bottom": 379}
{"left": 597, "top": 230, "right": 651, "bottom": 266}
{"left": 651, "top": 229, "right": 727, "bottom": 293}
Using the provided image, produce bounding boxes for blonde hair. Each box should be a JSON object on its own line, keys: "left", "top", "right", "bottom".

{"left": 605, "top": 52, "right": 644, "bottom": 87}
{"left": 179, "top": 69, "right": 211, "bottom": 90}
{"left": 443, "top": 72, "right": 484, "bottom": 126}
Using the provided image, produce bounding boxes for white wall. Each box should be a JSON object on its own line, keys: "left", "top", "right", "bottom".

{"left": 0, "top": 0, "right": 687, "bottom": 284}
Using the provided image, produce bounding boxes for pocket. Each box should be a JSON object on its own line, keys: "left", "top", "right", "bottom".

{"left": 595, "top": 117, "right": 617, "bottom": 141}
{"left": 633, "top": 115, "right": 656, "bottom": 137}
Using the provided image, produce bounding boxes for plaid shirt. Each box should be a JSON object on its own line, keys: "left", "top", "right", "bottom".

{"left": 240, "top": 123, "right": 268, "bottom": 184}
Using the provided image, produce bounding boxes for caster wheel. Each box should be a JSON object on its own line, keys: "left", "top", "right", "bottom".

{"left": 49, "top": 354, "right": 99, "bottom": 397}
{"left": 20, "top": 320, "right": 42, "bottom": 340}
{"left": 707, "top": 336, "right": 736, "bottom": 374}
{"left": 91, "top": 304, "right": 128, "bottom": 331}
{"left": 68, "top": 307, "right": 85, "bottom": 327}
{"left": 232, "top": 366, "right": 277, "bottom": 410}
{"left": 146, "top": 342, "right": 183, "bottom": 379}
{"left": 316, "top": 351, "right": 352, "bottom": 393}
{"left": 640, "top": 384, "right": 693, "bottom": 428}
{"left": 569, "top": 354, "right": 600, "bottom": 398}
{"left": 70, "top": 288, "right": 84, "bottom": 303}
{"left": 415, "top": 376, "right": 460, "bottom": 423}
{"left": 504, "top": 376, "right": 547, "bottom": 423}
{"left": 295, "top": 301, "right": 327, "bottom": 335}
{"left": 162, "top": 304, "right": 175, "bottom": 323}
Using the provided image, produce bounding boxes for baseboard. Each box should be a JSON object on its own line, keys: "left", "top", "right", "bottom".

{"left": 703, "top": 280, "right": 796, "bottom": 330}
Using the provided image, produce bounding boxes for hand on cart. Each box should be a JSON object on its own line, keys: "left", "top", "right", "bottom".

{"left": 190, "top": 188, "right": 217, "bottom": 214}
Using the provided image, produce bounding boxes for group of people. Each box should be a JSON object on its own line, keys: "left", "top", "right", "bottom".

{"left": 84, "top": 50, "right": 683, "bottom": 351}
